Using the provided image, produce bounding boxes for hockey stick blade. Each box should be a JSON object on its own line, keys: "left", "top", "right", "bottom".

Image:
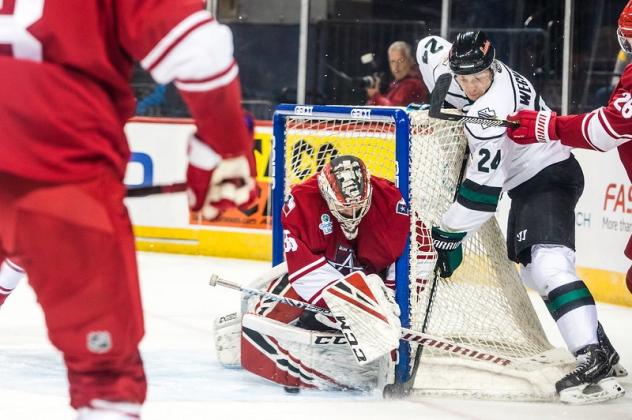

{"left": 210, "top": 273, "right": 517, "bottom": 368}
{"left": 126, "top": 182, "right": 187, "bottom": 198}
{"left": 428, "top": 73, "right": 518, "bottom": 128}
{"left": 429, "top": 73, "right": 454, "bottom": 119}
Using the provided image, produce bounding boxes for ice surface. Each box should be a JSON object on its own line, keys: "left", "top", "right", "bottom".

{"left": 1, "top": 252, "right": 631, "bottom": 420}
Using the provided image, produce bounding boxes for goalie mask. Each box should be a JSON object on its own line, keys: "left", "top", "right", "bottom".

{"left": 618, "top": 1, "right": 632, "bottom": 53}
{"left": 318, "top": 155, "right": 372, "bottom": 240}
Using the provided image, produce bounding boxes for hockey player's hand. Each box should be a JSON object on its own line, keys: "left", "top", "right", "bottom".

{"left": 431, "top": 227, "right": 466, "bottom": 278}
{"left": 506, "top": 110, "right": 559, "bottom": 144}
{"left": 186, "top": 135, "right": 257, "bottom": 221}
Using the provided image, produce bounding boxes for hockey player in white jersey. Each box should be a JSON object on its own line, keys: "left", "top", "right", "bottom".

{"left": 416, "top": 31, "right": 626, "bottom": 404}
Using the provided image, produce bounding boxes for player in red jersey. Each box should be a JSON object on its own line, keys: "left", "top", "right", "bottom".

{"left": 506, "top": 1, "right": 632, "bottom": 296}
{"left": 0, "top": 1, "right": 255, "bottom": 418}
{"left": 213, "top": 155, "right": 435, "bottom": 391}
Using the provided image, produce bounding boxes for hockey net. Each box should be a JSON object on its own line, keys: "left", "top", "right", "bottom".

{"left": 273, "top": 107, "right": 573, "bottom": 400}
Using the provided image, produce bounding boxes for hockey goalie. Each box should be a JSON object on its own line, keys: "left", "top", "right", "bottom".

{"left": 213, "top": 155, "right": 435, "bottom": 391}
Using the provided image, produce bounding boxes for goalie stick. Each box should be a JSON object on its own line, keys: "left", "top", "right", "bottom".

{"left": 384, "top": 131, "right": 471, "bottom": 397}
{"left": 382, "top": 269, "right": 440, "bottom": 398}
{"left": 209, "top": 274, "right": 517, "bottom": 368}
{"left": 429, "top": 73, "right": 519, "bottom": 128}
{"left": 125, "top": 182, "right": 187, "bottom": 197}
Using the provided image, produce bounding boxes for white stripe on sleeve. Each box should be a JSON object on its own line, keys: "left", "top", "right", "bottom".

{"left": 583, "top": 107, "right": 632, "bottom": 152}
{"left": 141, "top": 12, "right": 236, "bottom": 87}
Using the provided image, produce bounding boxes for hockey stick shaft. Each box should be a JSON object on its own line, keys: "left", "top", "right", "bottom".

{"left": 126, "top": 182, "right": 187, "bottom": 198}
{"left": 209, "top": 274, "right": 514, "bottom": 367}
{"left": 429, "top": 73, "right": 518, "bottom": 128}
{"left": 210, "top": 274, "right": 331, "bottom": 315}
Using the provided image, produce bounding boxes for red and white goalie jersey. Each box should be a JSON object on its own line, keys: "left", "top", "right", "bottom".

{"left": 281, "top": 174, "right": 410, "bottom": 305}
{"left": 0, "top": 0, "right": 250, "bottom": 182}
{"left": 556, "top": 63, "right": 632, "bottom": 181}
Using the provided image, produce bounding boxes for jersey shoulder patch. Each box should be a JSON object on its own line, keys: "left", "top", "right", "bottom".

{"left": 283, "top": 193, "right": 296, "bottom": 216}
{"left": 396, "top": 198, "right": 408, "bottom": 215}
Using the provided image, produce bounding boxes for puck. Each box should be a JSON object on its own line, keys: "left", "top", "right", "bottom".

{"left": 284, "top": 386, "right": 300, "bottom": 394}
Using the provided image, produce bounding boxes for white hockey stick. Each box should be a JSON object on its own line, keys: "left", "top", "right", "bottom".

{"left": 210, "top": 274, "right": 515, "bottom": 368}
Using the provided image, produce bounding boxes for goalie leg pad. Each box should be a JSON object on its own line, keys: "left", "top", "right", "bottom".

{"left": 240, "top": 314, "right": 393, "bottom": 391}
{"left": 213, "top": 312, "right": 243, "bottom": 368}
{"left": 322, "top": 272, "right": 401, "bottom": 365}
{"left": 250, "top": 273, "right": 304, "bottom": 324}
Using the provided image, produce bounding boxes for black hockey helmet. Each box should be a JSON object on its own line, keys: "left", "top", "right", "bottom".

{"left": 449, "top": 31, "right": 495, "bottom": 75}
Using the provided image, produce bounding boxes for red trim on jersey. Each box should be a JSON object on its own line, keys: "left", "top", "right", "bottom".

{"left": 4, "top": 259, "right": 24, "bottom": 273}
{"left": 146, "top": 17, "right": 215, "bottom": 72}
{"left": 326, "top": 287, "right": 389, "bottom": 324}
{"left": 597, "top": 109, "right": 620, "bottom": 140}
{"left": 289, "top": 258, "right": 328, "bottom": 282}
{"left": 581, "top": 112, "right": 603, "bottom": 151}
{"left": 177, "top": 59, "right": 237, "bottom": 84}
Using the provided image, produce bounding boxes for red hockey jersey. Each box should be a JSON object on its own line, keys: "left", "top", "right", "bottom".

{"left": 556, "top": 63, "right": 632, "bottom": 181}
{"left": 281, "top": 174, "right": 410, "bottom": 304}
{"left": 0, "top": 0, "right": 250, "bottom": 182}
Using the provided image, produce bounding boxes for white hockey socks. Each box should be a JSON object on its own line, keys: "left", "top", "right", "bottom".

{"left": 322, "top": 272, "right": 401, "bottom": 365}
{"left": 0, "top": 259, "right": 25, "bottom": 306}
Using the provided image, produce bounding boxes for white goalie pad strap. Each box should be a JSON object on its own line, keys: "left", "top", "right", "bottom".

{"left": 213, "top": 312, "right": 243, "bottom": 368}
{"left": 322, "top": 272, "right": 401, "bottom": 365}
{"left": 241, "top": 314, "right": 394, "bottom": 391}
{"left": 188, "top": 135, "right": 222, "bottom": 170}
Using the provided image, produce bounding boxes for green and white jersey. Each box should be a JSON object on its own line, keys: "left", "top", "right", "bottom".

{"left": 416, "top": 36, "right": 572, "bottom": 233}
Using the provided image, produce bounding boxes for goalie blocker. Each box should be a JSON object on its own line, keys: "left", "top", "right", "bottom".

{"left": 213, "top": 269, "right": 400, "bottom": 391}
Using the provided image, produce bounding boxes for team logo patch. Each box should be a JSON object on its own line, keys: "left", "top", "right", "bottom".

{"left": 319, "top": 214, "right": 333, "bottom": 235}
{"left": 478, "top": 107, "right": 497, "bottom": 129}
{"left": 87, "top": 330, "right": 112, "bottom": 354}
{"left": 396, "top": 198, "right": 408, "bottom": 215}
{"left": 283, "top": 193, "right": 296, "bottom": 216}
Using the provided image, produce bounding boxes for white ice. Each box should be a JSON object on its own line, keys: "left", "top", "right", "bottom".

{"left": 1, "top": 252, "right": 631, "bottom": 420}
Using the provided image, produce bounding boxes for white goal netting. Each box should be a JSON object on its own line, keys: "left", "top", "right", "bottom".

{"left": 275, "top": 107, "right": 573, "bottom": 400}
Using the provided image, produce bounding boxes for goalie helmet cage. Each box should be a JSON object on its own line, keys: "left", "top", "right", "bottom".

{"left": 271, "top": 104, "right": 573, "bottom": 401}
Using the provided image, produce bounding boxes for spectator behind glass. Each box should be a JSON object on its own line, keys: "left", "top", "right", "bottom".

{"left": 366, "top": 41, "right": 429, "bottom": 106}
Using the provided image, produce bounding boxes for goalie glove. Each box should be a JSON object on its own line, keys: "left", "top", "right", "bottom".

{"left": 186, "top": 135, "right": 257, "bottom": 221}
{"left": 322, "top": 272, "right": 401, "bottom": 365}
{"left": 431, "top": 226, "right": 466, "bottom": 278}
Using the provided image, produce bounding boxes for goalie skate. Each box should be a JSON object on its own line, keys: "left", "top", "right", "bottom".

{"left": 556, "top": 344, "right": 625, "bottom": 405}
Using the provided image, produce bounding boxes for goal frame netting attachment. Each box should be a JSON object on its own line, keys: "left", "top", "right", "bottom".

{"left": 271, "top": 104, "right": 573, "bottom": 400}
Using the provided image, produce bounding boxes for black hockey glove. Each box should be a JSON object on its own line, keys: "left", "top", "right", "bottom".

{"left": 431, "top": 227, "right": 466, "bottom": 278}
